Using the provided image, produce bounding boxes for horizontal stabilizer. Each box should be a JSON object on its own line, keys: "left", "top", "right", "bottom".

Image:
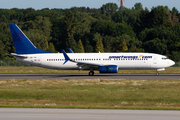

{"left": 6, "top": 53, "right": 27, "bottom": 58}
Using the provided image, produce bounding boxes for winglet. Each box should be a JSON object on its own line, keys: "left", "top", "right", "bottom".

{"left": 68, "top": 48, "right": 74, "bottom": 53}
{"left": 61, "top": 49, "right": 70, "bottom": 65}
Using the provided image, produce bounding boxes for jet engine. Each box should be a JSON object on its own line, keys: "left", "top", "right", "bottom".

{"left": 99, "top": 65, "right": 118, "bottom": 73}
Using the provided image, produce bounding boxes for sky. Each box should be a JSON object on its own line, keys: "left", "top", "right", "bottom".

{"left": 0, "top": 0, "right": 180, "bottom": 11}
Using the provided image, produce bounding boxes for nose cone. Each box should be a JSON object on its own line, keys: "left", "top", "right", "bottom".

{"left": 169, "top": 60, "right": 175, "bottom": 66}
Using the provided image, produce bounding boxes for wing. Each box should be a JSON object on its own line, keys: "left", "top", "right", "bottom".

{"left": 61, "top": 49, "right": 102, "bottom": 70}
{"left": 75, "top": 61, "right": 102, "bottom": 70}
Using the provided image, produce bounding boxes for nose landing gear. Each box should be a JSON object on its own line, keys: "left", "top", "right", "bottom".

{"left": 156, "top": 68, "right": 165, "bottom": 76}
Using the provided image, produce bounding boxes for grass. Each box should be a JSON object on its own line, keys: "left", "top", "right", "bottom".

{"left": 0, "top": 66, "right": 179, "bottom": 73}
{"left": 0, "top": 66, "right": 180, "bottom": 110}
{"left": 0, "top": 79, "right": 180, "bottom": 110}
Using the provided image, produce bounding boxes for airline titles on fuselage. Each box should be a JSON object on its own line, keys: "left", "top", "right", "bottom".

{"left": 109, "top": 55, "right": 152, "bottom": 59}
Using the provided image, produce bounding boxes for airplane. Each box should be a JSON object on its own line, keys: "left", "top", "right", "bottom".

{"left": 8, "top": 24, "right": 175, "bottom": 76}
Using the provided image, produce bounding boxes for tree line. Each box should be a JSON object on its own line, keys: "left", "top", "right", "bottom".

{"left": 0, "top": 3, "right": 180, "bottom": 61}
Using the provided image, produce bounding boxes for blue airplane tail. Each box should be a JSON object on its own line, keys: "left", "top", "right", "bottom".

{"left": 9, "top": 24, "right": 50, "bottom": 54}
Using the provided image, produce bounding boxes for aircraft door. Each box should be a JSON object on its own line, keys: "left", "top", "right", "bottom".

{"left": 153, "top": 55, "right": 157, "bottom": 64}
{"left": 29, "top": 57, "right": 33, "bottom": 63}
{"left": 37, "top": 56, "right": 41, "bottom": 66}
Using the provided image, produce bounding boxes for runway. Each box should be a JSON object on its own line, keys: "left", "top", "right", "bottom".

{"left": 1, "top": 108, "right": 180, "bottom": 120}
{"left": 0, "top": 73, "right": 180, "bottom": 80}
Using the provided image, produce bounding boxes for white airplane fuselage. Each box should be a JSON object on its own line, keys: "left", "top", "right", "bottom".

{"left": 15, "top": 52, "right": 175, "bottom": 71}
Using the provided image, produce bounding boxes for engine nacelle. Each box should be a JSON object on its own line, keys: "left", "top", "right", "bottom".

{"left": 99, "top": 65, "right": 118, "bottom": 73}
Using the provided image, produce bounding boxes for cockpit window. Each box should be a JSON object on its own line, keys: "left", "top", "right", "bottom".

{"left": 162, "top": 58, "right": 168, "bottom": 60}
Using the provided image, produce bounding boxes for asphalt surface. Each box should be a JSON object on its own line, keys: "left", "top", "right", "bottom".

{"left": 0, "top": 73, "right": 180, "bottom": 80}
{"left": 1, "top": 108, "right": 180, "bottom": 120}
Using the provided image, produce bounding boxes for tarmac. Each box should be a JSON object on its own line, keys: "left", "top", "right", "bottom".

{"left": 0, "top": 73, "right": 180, "bottom": 80}
{"left": 1, "top": 108, "right": 180, "bottom": 120}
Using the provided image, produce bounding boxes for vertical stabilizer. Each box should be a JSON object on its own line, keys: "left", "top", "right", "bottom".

{"left": 9, "top": 24, "right": 50, "bottom": 54}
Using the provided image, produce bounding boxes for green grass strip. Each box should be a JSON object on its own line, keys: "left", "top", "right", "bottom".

{"left": 0, "top": 79, "right": 180, "bottom": 110}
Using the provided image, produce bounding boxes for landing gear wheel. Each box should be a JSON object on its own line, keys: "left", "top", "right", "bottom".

{"left": 89, "top": 71, "right": 94, "bottom": 76}
{"left": 156, "top": 71, "right": 159, "bottom": 76}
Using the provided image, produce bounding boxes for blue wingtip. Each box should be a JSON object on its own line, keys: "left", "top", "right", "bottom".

{"left": 61, "top": 49, "right": 71, "bottom": 65}
{"left": 63, "top": 60, "right": 69, "bottom": 65}
{"left": 68, "top": 48, "right": 74, "bottom": 53}
{"left": 61, "top": 49, "right": 70, "bottom": 60}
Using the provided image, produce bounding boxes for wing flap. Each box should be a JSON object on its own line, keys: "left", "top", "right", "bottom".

{"left": 76, "top": 61, "right": 102, "bottom": 67}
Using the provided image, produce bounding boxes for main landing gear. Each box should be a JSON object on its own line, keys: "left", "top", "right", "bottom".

{"left": 89, "top": 70, "right": 94, "bottom": 76}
